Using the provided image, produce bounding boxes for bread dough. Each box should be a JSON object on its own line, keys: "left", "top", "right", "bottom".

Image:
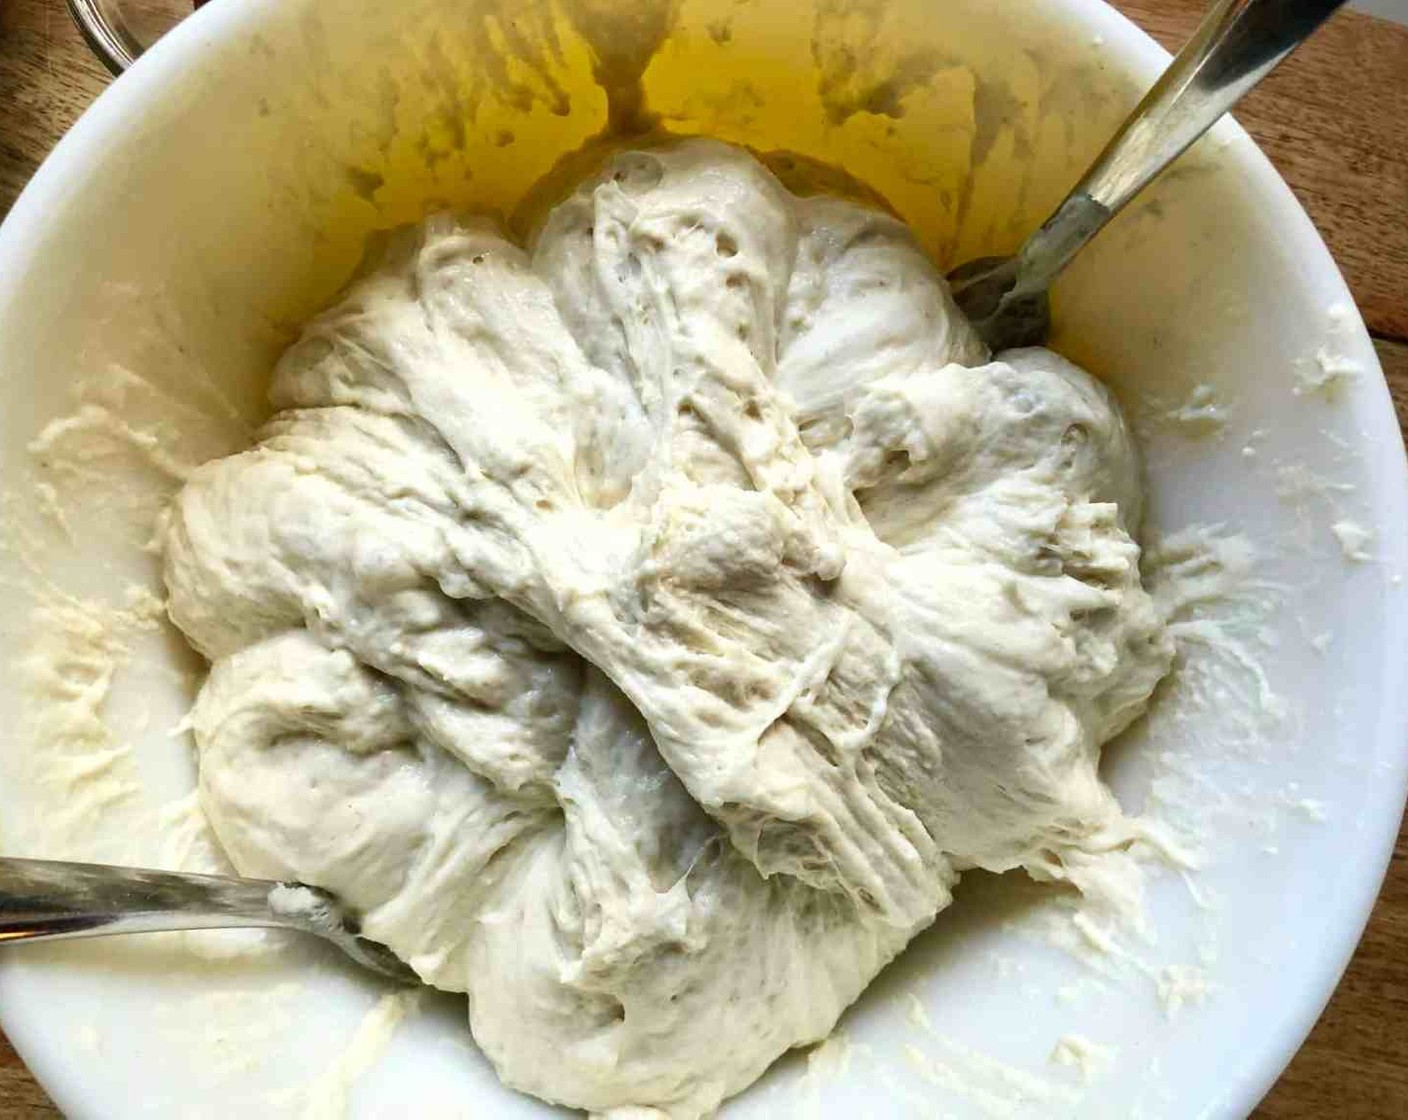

{"left": 163, "top": 139, "right": 1174, "bottom": 1117}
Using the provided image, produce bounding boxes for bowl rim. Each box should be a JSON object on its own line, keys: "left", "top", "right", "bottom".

{"left": 63, "top": 0, "right": 141, "bottom": 76}
{"left": 1, "top": 1, "right": 1405, "bottom": 1117}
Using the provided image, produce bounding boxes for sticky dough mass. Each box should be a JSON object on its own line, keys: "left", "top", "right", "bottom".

{"left": 163, "top": 139, "right": 1174, "bottom": 1118}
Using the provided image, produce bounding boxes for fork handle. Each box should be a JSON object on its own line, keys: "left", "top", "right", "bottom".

{"left": 0, "top": 857, "right": 295, "bottom": 943}
{"left": 1015, "top": 0, "right": 1346, "bottom": 296}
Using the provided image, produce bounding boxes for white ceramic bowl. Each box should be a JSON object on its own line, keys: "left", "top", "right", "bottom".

{"left": 1, "top": 1, "right": 1405, "bottom": 1117}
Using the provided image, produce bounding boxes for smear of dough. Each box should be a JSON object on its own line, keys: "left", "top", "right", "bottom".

{"left": 8, "top": 581, "right": 165, "bottom": 857}
{"left": 1330, "top": 519, "right": 1374, "bottom": 563}
{"left": 162, "top": 139, "right": 1173, "bottom": 1117}
{"left": 1049, "top": 1034, "right": 1116, "bottom": 1084}
{"left": 1295, "top": 303, "right": 1362, "bottom": 401}
{"left": 300, "top": 989, "right": 426, "bottom": 1120}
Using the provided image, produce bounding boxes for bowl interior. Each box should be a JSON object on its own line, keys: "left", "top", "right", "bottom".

{"left": 1, "top": 0, "right": 1405, "bottom": 1116}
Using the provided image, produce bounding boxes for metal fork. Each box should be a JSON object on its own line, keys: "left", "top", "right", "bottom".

{"left": 0, "top": 857, "right": 418, "bottom": 984}
{"left": 948, "top": 0, "right": 1346, "bottom": 352}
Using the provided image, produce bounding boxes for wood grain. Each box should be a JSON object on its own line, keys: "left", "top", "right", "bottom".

{"left": 1, "top": 1, "right": 1406, "bottom": 1117}
{"left": 0, "top": 0, "right": 115, "bottom": 214}
{"left": 0, "top": 1030, "right": 58, "bottom": 1117}
{"left": 1382, "top": 338, "right": 1408, "bottom": 432}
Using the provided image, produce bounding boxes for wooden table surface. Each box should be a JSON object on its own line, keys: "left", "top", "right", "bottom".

{"left": 2, "top": 0, "right": 1406, "bottom": 1116}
